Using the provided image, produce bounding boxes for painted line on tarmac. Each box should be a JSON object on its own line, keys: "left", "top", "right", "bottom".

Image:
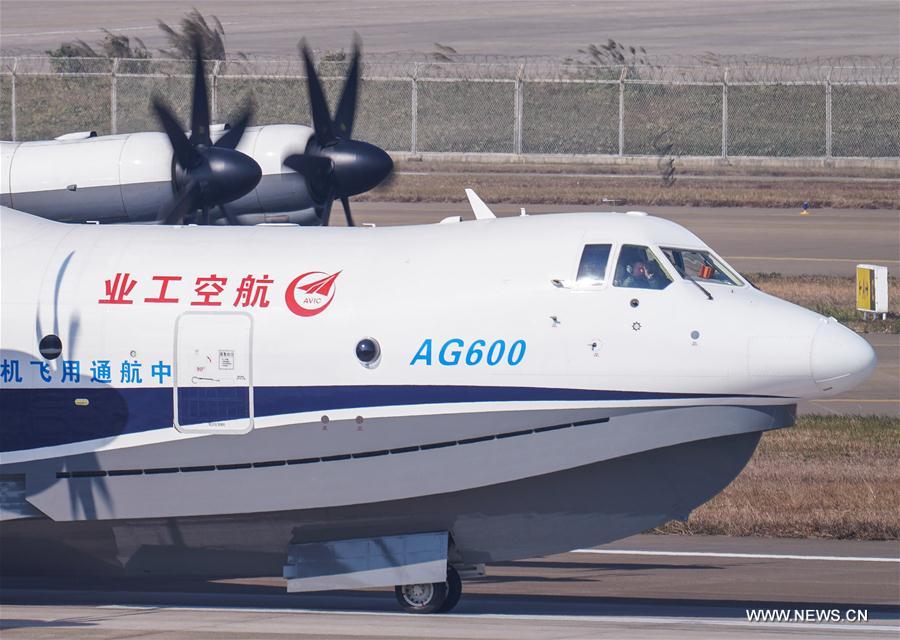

{"left": 572, "top": 549, "right": 900, "bottom": 563}
{"left": 728, "top": 256, "right": 900, "bottom": 264}
{"left": 99, "top": 605, "right": 899, "bottom": 632}
{"left": 3, "top": 22, "right": 241, "bottom": 38}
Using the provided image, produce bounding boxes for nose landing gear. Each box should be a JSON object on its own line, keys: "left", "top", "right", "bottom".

{"left": 394, "top": 565, "right": 462, "bottom": 613}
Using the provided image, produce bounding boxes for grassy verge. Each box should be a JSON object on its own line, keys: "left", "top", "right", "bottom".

{"left": 364, "top": 160, "right": 900, "bottom": 209}
{"left": 749, "top": 274, "right": 899, "bottom": 333}
{"left": 656, "top": 415, "right": 900, "bottom": 540}
{"left": 393, "top": 159, "right": 900, "bottom": 179}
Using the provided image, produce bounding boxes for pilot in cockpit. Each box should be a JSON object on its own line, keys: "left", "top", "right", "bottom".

{"left": 622, "top": 260, "right": 651, "bottom": 288}
{"left": 615, "top": 246, "right": 672, "bottom": 290}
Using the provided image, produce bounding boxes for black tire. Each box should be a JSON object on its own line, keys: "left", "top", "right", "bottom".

{"left": 437, "top": 566, "right": 462, "bottom": 613}
{"left": 394, "top": 580, "right": 449, "bottom": 614}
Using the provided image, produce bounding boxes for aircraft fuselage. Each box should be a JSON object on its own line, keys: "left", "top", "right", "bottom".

{"left": 0, "top": 207, "right": 875, "bottom": 577}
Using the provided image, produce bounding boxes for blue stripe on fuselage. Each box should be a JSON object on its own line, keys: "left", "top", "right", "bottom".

{"left": 0, "top": 385, "right": 776, "bottom": 453}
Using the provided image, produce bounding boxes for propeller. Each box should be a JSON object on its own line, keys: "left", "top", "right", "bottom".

{"left": 152, "top": 37, "right": 262, "bottom": 225}
{"left": 283, "top": 35, "right": 394, "bottom": 226}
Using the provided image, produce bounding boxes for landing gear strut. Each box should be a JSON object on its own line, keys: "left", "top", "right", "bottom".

{"left": 394, "top": 565, "right": 462, "bottom": 613}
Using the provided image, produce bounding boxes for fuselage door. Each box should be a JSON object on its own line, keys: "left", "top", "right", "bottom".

{"left": 174, "top": 312, "right": 253, "bottom": 434}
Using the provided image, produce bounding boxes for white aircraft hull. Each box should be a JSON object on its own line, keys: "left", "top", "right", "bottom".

{"left": 0, "top": 206, "right": 872, "bottom": 580}
{"left": 2, "top": 408, "right": 775, "bottom": 576}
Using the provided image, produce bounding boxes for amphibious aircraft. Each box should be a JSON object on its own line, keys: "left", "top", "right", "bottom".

{"left": 0, "top": 37, "right": 393, "bottom": 227}
{"left": 0, "top": 197, "right": 875, "bottom": 613}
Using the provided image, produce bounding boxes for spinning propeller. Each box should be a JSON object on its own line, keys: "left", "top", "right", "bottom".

{"left": 283, "top": 36, "right": 394, "bottom": 226}
{"left": 152, "top": 38, "right": 262, "bottom": 225}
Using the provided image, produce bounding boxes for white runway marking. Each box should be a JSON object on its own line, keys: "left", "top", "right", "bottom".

{"left": 2, "top": 23, "right": 240, "bottom": 38}
{"left": 1, "top": 26, "right": 157, "bottom": 38}
{"left": 572, "top": 549, "right": 900, "bottom": 563}
{"left": 99, "top": 605, "right": 899, "bottom": 632}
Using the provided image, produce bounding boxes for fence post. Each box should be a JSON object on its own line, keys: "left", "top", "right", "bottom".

{"left": 618, "top": 66, "right": 626, "bottom": 156}
{"left": 10, "top": 58, "right": 17, "bottom": 141}
{"left": 514, "top": 64, "right": 524, "bottom": 155}
{"left": 411, "top": 63, "right": 418, "bottom": 154}
{"left": 211, "top": 60, "right": 222, "bottom": 123}
{"left": 825, "top": 70, "right": 832, "bottom": 158}
{"left": 110, "top": 58, "right": 118, "bottom": 134}
{"left": 721, "top": 67, "right": 729, "bottom": 158}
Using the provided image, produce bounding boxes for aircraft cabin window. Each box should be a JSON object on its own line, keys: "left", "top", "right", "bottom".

{"left": 576, "top": 244, "right": 612, "bottom": 285}
{"left": 613, "top": 245, "right": 672, "bottom": 290}
{"left": 661, "top": 247, "right": 742, "bottom": 286}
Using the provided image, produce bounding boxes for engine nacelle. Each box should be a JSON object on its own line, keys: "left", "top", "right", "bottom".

{"left": 0, "top": 124, "right": 317, "bottom": 223}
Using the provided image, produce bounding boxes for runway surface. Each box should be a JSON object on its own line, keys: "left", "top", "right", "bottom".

{"left": 2, "top": 535, "right": 898, "bottom": 639}
{"left": 1, "top": 0, "right": 897, "bottom": 58}
{"left": 348, "top": 202, "right": 900, "bottom": 417}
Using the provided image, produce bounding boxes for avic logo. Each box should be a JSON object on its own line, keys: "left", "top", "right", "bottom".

{"left": 285, "top": 271, "right": 342, "bottom": 317}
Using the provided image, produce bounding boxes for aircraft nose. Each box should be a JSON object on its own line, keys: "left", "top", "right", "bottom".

{"left": 810, "top": 319, "right": 876, "bottom": 393}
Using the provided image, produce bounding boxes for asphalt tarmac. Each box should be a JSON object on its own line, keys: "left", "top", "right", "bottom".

{"left": 1, "top": 0, "right": 896, "bottom": 58}
{"left": 2, "top": 535, "right": 898, "bottom": 639}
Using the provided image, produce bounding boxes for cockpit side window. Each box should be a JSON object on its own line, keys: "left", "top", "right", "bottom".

{"left": 576, "top": 244, "right": 612, "bottom": 285}
{"left": 661, "top": 247, "right": 743, "bottom": 286}
{"left": 613, "top": 244, "right": 673, "bottom": 290}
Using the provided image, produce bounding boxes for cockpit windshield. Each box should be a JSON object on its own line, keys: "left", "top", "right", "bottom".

{"left": 613, "top": 245, "right": 672, "bottom": 290}
{"left": 576, "top": 244, "right": 612, "bottom": 285}
{"left": 661, "top": 247, "right": 743, "bottom": 286}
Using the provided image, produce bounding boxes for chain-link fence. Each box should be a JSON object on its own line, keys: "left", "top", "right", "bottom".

{"left": 1, "top": 55, "right": 897, "bottom": 158}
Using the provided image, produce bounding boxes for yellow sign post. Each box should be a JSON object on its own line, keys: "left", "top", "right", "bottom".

{"left": 856, "top": 266, "right": 874, "bottom": 311}
{"left": 856, "top": 264, "right": 889, "bottom": 320}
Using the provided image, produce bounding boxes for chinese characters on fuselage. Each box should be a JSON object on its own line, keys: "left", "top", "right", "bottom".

{"left": 99, "top": 273, "right": 273, "bottom": 307}
{"left": 0, "top": 358, "right": 172, "bottom": 385}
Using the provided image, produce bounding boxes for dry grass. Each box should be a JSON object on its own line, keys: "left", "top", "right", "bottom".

{"left": 749, "top": 274, "right": 899, "bottom": 333}
{"left": 396, "top": 160, "right": 900, "bottom": 179}
{"left": 656, "top": 415, "right": 900, "bottom": 540}
{"left": 364, "top": 161, "right": 900, "bottom": 209}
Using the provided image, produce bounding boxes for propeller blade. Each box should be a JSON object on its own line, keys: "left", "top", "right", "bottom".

{"left": 299, "top": 39, "right": 336, "bottom": 145}
{"left": 159, "top": 179, "right": 200, "bottom": 225}
{"left": 317, "top": 194, "right": 335, "bottom": 227}
{"left": 340, "top": 195, "right": 355, "bottom": 227}
{"left": 283, "top": 153, "right": 334, "bottom": 202}
{"left": 152, "top": 99, "right": 198, "bottom": 168}
{"left": 333, "top": 35, "right": 361, "bottom": 139}
{"left": 372, "top": 166, "right": 397, "bottom": 191}
{"left": 67, "top": 311, "right": 80, "bottom": 361}
{"left": 283, "top": 153, "right": 333, "bottom": 177}
{"left": 189, "top": 36, "right": 211, "bottom": 146}
{"left": 214, "top": 103, "right": 254, "bottom": 150}
{"left": 219, "top": 203, "right": 241, "bottom": 225}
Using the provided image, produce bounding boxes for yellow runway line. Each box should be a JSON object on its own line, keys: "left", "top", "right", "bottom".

{"left": 815, "top": 398, "right": 900, "bottom": 404}
{"left": 728, "top": 256, "right": 900, "bottom": 264}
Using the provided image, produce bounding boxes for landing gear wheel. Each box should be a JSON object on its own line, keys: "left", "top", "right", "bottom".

{"left": 394, "top": 580, "right": 448, "bottom": 614}
{"left": 437, "top": 566, "right": 462, "bottom": 613}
